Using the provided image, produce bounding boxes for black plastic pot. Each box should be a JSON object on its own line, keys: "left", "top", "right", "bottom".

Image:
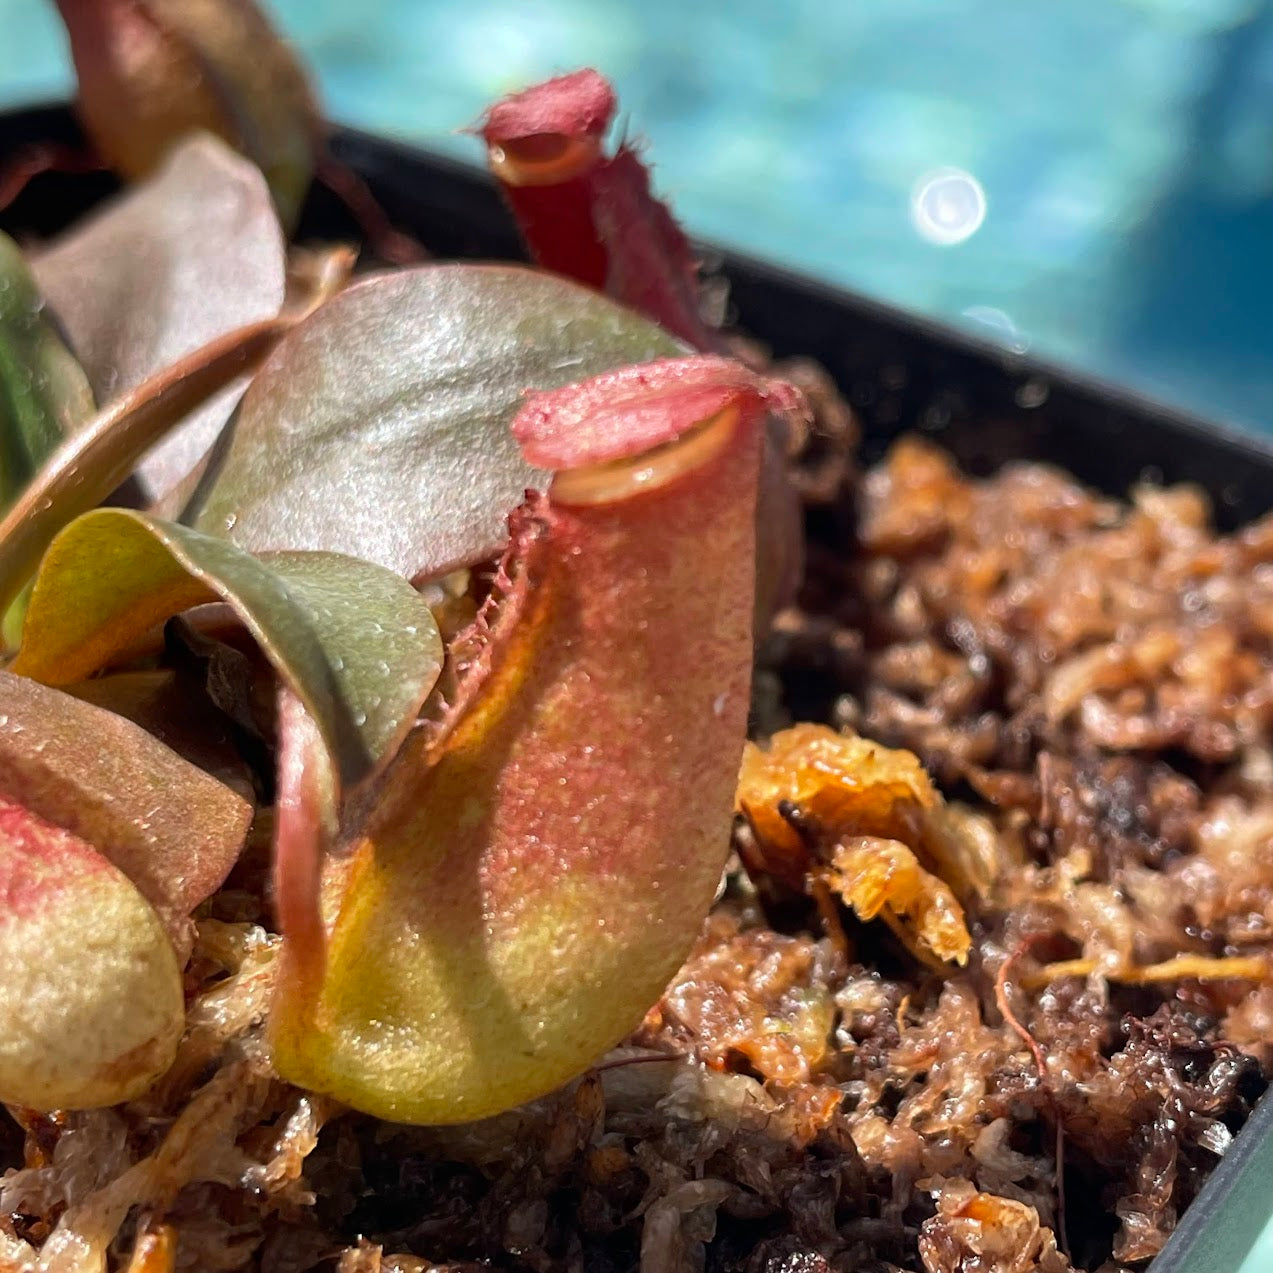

{"left": 2, "top": 104, "right": 1271, "bottom": 1273}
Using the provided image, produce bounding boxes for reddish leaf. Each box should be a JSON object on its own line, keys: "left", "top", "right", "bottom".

{"left": 31, "top": 134, "right": 287, "bottom": 498}
{"left": 54, "top": 0, "right": 321, "bottom": 229}
{"left": 67, "top": 669, "right": 254, "bottom": 799}
{"left": 182, "top": 264, "right": 681, "bottom": 582}
{"left": 0, "top": 793, "right": 184, "bottom": 1109}
{"left": 0, "top": 669, "right": 252, "bottom": 946}
{"left": 273, "top": 687, "right": 332, "bottom": 992}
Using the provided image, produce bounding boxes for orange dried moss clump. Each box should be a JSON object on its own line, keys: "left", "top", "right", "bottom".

{"left": 737, "top": 724, "right": 972, "bottom": 966}
{"left": 738, "top": 723, "right": 938, "bottom": 866}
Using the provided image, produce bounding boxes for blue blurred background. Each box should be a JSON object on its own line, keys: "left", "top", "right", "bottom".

{"left": 3, "top": 0, "right": 1273, "bottom": 437}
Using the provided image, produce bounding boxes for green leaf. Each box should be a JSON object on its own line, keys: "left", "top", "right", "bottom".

{"left": 12, "top": 510, "right": 443, "bottom": 801}
{"left": 0, "top": 668, "right": 252, "bottom": 944}
{"left": 0, "top": 230, "right": 94, "bottom": 508}
{"left": 31, "top": 133, "right": 286, "bottom": 498}
{"left": 182, "top": 263, "right": 683, "bottom": 580}
{"left": 0, "top": 232, "right": 95, "bottom": 642}
{"left": 0, "top": 313, "right": 291, "bottom": 626}
{"left": 0, "top": 790, "right": 184, "bottom": 1110}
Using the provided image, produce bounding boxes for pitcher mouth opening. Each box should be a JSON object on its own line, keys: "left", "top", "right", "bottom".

{"left": 486, "top": 133, "right": 603, "bottom": 187}
{"left": 549, "top": 404, "right": 739, "bottom": 508}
